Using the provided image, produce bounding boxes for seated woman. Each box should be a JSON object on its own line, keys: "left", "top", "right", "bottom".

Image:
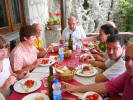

{"left": 10, "top": 25, "right": 43, "bottom": 80}
{"left": 81, "top": 24, "right": 119, "bottom": 62}
{"left": 0, "top": 36, "right": 16, "bottom": 98}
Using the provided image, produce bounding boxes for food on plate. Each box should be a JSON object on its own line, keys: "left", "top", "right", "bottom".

{"left": 80, "top": 55, "right": 92, "bottom": 62}
{"left": 83, "top": 66, "right": 90, "bottom": 71}
{"left": 41, "top": 59, "right": 49, "bottom": 64}
{"left": 86, "top": 93, "right": 99, "bottom": 100}
{"left": 83, "top": 66, "right": 91, "bottom": 74}
{"left": 24, "top": 80, "right": 35, "bottom": 92}
{"left": 35, "top": 96, "right": 44, "bottom": 100}
{"left": 24, "top": 80, "right": 34, "bottom": 88}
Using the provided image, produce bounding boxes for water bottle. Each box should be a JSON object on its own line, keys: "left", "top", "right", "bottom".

{"left": 76, "top": 39, "right": 82, "bottom": 53}
{"left": 58, "top": 45, "right": 64, "bottom": 64}
{"left": 52, "top": 79, "right": 62, "bottom": 100}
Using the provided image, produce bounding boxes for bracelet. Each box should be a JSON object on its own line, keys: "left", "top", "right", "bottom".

{"left": 8, "top": 79, "right": 10, "bottom": 83}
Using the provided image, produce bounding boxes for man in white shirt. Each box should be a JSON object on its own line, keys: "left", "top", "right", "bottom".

{"left": 87, "top": 34, "right": 126, "bottom": 83}
{"left": 61, "top": 16, "right": 86, "bottom": 41}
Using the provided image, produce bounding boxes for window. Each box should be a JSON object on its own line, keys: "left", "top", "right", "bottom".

{"left": 0, "top": 0, "right": 25, "bottom": 34}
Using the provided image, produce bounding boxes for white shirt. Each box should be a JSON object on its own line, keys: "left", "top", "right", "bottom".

{"left": 0, "top": 58, "right": 11, "bottom": 87}
{"left": 103, "top": 52, "right": 126, "bottom": 80}
{"left": 61, "top": 26, "right": 86, "bottom": 41}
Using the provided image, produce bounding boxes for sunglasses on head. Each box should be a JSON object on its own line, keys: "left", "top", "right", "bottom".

{"left": 122, "top": 56, "right": 133, "bottom": 61}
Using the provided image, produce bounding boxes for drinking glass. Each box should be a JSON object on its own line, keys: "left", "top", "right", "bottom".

{"left": 42, "top": 77, "right": 48, "bottom": 87}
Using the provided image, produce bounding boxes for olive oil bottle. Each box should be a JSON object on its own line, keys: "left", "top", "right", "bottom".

{"left": 48, "top": 65, "right": 54, "bottom": 100}
{"left": 68, "top": 34, "right": 73, "bottom": 50}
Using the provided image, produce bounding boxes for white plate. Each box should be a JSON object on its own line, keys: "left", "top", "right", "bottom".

{"left": 76, "top": 64, "right": 97, "bottom": 77}
{"left": 40, "top": 58, "right": 55, "bottom": 67}
{"left": 82, "top": 91, "right": 103, "bottom": 100}
{"left": 22, "top": 93, "right": 49, "bottom": 100}
{"left": 49, "top": 56, "right": 58, "bottom": 62}
{"left": 14, "top": 78, "right": 42, "bottom": 93}
{"left": 80, "top": 53, "right": 95, "bottom": 60}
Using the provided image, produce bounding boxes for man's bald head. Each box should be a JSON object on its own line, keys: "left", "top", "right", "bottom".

{"left": 68, "top": 16, "right": 77, "bottom": 32}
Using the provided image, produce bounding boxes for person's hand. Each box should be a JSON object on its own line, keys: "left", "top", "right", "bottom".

{"left": 34, "top": 58, "right": 43, "bottom": 66}
{"left": 90, "top": 48, "right": 98, "bottom": 54}
{"left": 38, "top": 48, "right": 46, "bottom": 58}
{"left": 93, "top": 54, "right": 105, "bottom": 62}
{"left": 47, "top": 45, "right": 53, "bottom": 52}
{"left": 87, "top": 59, "right": 97, "bottom": 67}
{"left": 2, "top": 75, "right": 16, "bottom": 91}
{"left": 61, "top": 81, "right": 76, "bottom": 92}
{"left": 79, "top": 56, "right": 87, "bottom": 62}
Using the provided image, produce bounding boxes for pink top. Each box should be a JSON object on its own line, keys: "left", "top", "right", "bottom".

{"left": 10, "top": 42, "right": 38, "bottom": 71}
{"left": 105, "top": 71, "right": 133, "bottom": 100}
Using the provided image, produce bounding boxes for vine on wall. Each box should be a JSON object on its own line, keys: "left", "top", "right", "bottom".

{"left": 116, "top": 0, "right": 133, "bottom": 32}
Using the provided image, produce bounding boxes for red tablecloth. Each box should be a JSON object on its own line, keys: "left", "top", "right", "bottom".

{"left": 7, "top": 51, "right": 87, "bottom": 100}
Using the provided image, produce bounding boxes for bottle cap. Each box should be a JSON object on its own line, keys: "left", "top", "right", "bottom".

{"left": 54, "top": 79, "right": 59, "bottom": 83}
{"left": 60, "top": 44, "right": 63, "bottom": 48}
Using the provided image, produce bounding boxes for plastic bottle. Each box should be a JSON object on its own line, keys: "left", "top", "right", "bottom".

{"left": 52, "top": 79, "right": 62, "bottom": 100}
{"left": 58, "top": 45, "right": 64, "bottom": 64}
{"left": 76, "top": 39, "right": 82, "bottom": 53}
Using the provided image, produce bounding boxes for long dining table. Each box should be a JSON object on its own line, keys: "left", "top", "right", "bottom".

{"left": 7, "top": 49, "right": 102, "bottom": 100}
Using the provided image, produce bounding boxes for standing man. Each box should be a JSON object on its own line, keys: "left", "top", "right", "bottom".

{"left": 61, "top": 16, "right": 86, "bottom": 41}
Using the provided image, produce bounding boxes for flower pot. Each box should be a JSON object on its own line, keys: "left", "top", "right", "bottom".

{"left": 47, "top": 24, "right": 61, "bottom": 30}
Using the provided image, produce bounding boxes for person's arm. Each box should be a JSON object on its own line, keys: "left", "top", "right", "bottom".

{"left": 61, "top": 82, "right": 108, "bottom": 94}
{"left": 0, "top": 76, "right": 16, "bottom": 92}
{"left": 81, "top": 36, "right": 97, "bottom": 42}
{"left": 95, "top": 73, "right": 109, "bottom": 83}
{"left": 93, "top": 54, "right": 106, "bottom": 62}
{"left": 87, "top": 60, "right": 107, "bottom": 70}
{"left": 37, "top": 48, "right": 47, "bottom": 58}
{"left": 14, "top": 58, "right": 42, "bottom": 74}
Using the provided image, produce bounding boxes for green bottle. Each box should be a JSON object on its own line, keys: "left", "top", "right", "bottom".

{"left": 98, "top": 42, "right": 106, "bottom": 52}
{"left": 48, "top": 65, "right": 54, "bottom": 100}
{"left": 68, "top": 34, "right": 73, "bottom": 50}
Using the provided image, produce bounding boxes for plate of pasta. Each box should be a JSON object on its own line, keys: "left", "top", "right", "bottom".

{"left": 14, "top": 78, "right": 41, "bottom": 93}
{"left": 76, "top": 64, "right": 97, "bottom": 77}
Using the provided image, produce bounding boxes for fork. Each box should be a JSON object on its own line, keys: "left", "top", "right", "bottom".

{"left": 19, "top": 82, "right": 27, "bottom": 90}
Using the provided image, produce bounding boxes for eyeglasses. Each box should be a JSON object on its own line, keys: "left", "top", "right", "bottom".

{"left": 106, "top": 47, "right": 120, "bottom": 51}
{"left": 122, "top": 56, "right": 133, "bottom": 61}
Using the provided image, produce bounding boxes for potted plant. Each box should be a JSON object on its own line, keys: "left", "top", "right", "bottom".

{"left": 46, "top": 12, "right": 61, "bottom": 30}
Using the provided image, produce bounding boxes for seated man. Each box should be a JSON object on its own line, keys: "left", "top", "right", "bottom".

{"left": 61, "top": 16, "right": 86, "bottom": 41}
{"left": 33, "top": 23, "right": 54, "bottom": 54}
{"left": 32, "top": 24, "right": 47, "bottom": 57}
{"left": 61, "top": 43, "right": 133, "bottom": 100}
{"left": 87, "top": 34, "right": 126, "bottom": 83}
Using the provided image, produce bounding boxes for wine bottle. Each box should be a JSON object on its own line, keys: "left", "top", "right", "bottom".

{"left": 68, "top": 34, "right": 73, "bottom": 50}
{"left": 48, "top": 65, "right": 54, "bottom": 100}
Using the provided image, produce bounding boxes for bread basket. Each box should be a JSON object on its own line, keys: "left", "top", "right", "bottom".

{"left": 55, "top": 64, "right": 77, "bottom": 80}
{"left": 64, "top": 49, "right": 72, "bottom": 58}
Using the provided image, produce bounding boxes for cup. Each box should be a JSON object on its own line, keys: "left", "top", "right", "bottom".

{"left": 42, "top": 77, "right": 48, "bottom": 87}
